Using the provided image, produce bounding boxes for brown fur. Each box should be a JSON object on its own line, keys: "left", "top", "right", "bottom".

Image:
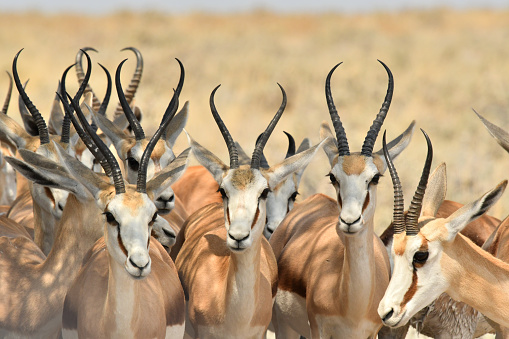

{"left": 341, "top": 155, "right": 367, "bottom": 176}
{"left": 400, "top": 271, "right": 418, "bottom": 310}
{"left": 230, "top": 167, "right": 255, "bottom": 189}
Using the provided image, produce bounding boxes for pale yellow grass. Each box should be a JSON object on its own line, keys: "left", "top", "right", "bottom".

{"left": 1, "top": 10, "right": 509, "bottom": 234}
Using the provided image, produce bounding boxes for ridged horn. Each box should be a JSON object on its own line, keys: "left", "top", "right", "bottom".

{"left": 284, "top": 131, "right": 296, "bottom": 159}
{"left": 116, "top": 59, "right": 145, "bottom": 140}
{"left": 254, "top": 133, "right": 269, "bottom": 168}
{"left": 75, "top": 47, "right": 101, "bottom": 112}
{"left": 326, "top": 63, "right": 350, "bottom": 156}
{"left": 58, "top": 92, "right": 112, "bottom": 177}
{"left": 12, "top": 49, "right": 50, "bottom": 144}
{"left": 405, "top": 129, "right": 433, "bottom": 236}
{"left": 60, "top": 49, "right": 93, "bottom": 143}
{"left": 114, "top": 47, "right": 143, "bottom": 118}
{"left": 382, "top": 130, "right": 405, "bottom": 235}
{"left": 137, "top": 58, "right": 184, "bottom": 193}
{"left": 68, "top": 92, "right": 125, "bottom": 194}
{"left": 2, "top": 71, "right": 12, "bottom": 114}
{"left": 210, "top": 85, "right": 238, "bottom": 169}
{"left": 361, "top": 60, "right": 393, "bottom": 156}
{"left": 251, "top": 83, "right": 286, "bottom": 169}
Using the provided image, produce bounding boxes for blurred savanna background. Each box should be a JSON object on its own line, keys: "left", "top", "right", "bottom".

{"left": 1, "top": 2, "right": 509, "bottom": 237}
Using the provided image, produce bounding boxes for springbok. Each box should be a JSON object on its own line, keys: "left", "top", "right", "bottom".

{"left": 0, "top": 71, "right": 17, "bottom": 206}
{"left": 174, "top": 83, "right": 325, "bottom": 338}
{"left": 269, "top": 61, "right": 415, "bottom": 338}
{"left": 378, "top": 129, "right": 509, "bottom": 329}
{"left": 171, "top": 132, "right": 311, "bottom": 240}
{"left": 0, "top": 49, "right": 94, "bottom": 254}
{"left": 54, "top": 86, "right": 187, "bottom": 338}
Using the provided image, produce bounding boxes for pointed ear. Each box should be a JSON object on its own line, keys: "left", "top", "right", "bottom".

{"left": 320, "top": 122, "right": 339, "bottom": 166}
{"left": 421, "top": 163, "right": 447, "bottom": 217}
{"left": 8, "top": 149, "right": 91, "bottom": 200}
{"left": 48, "top": 83, "right": 64, "bottom": 135}
{"left": 147, "top": 148, "right": 191, "bottom": 199}
{"left": 91, "top": 109, "right": 132, "bottom": 158}
{"left": 474, "top": 110, "right": 509, "bottom": 154}
{"left": 443, "top": 180, "right": 507, "bottom": 242}
{"left": 0, "top": 112, "right": 31, "bottom": 149}
{"left": 266, "top": 138, "right": 327, "bottom": 189}
{"left": 188, "top": 132, "right": 228, "bottom": 184}
{"left": 52, "top": 141, "right": 112, "bottom": 199}
{"left": 112, "top": 112, "right": 130, "bottom": 131}
{"left": 296, "top": 137, "right": 311, "bottom": 153}
{"left": 164, "top": 101, "right": 189, "bottom": 148}
{"left": 374, "top": 120, "right": 415, "bottom": 174}
{"left": 234, "top": 141, "right": 251, "bottom": 165}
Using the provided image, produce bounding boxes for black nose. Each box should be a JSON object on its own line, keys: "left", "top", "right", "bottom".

{"left": 129, "top": 257, "right": 149, "bottom": 270}
{"left": 58, "top": 203, "right": 64, "bottom": 211}
{"left": 382, "top": 309, "right": 394, "bottom": 322}
{"left": 163, "top": 228, "right": 175, "bottom": 238}
{"left": 228, "top": 232, "right": 250, "bottom": 242}
{"left": 340, "top": 216, "right": 361, "bottom": 226}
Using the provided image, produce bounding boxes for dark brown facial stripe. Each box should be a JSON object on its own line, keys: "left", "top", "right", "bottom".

{"left": 251, "top": 207, "right": 260, "bottom": 229}
{"left": 337, "top": 194, "right": 343, "bottom": 208}
{"left": 44, "top": 187, "right": 56, "bottom": 206}
{"left": 226, "top": 207, "right": 231, "bottom": 225}
{"left": 362, "top": 192, "right": 370, "bottom": 212}
{"left": 117, "top": 227, "right": 128, "bottom": 257}
{"left": 400, "top": 271, "right": 418, "bottom": 310}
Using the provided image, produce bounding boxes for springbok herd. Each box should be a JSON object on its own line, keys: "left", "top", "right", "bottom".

{"left": 0, "top": 46, "right": 509, "bottom": 339}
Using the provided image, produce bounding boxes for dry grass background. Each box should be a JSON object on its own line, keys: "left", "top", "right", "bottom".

{"left": 1, "top": 9, "right": 509, "bottom": 234}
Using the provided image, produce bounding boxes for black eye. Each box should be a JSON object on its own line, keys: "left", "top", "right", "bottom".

{"left": 370, "top": 173, "right": 382, "bottom": 186}
{"left": 260, "top": 188, "right": 270, "bottom": 200}
{"left": 103, "top": 211, "right": 117, "bottom": 225}
{"left": 127, "top": 157, "right": 139, "bottom": 172}
{"left": 289, "top": 191, "right": 299, "bottom": 202}
{"left": 413, "top": 251, "right": 429, "bottom": 266}
{"left": 327, "top": 173, "right": 337, "bottom": 185}
{"left": 217, "top": 187, "right": 227, "bottom": 199}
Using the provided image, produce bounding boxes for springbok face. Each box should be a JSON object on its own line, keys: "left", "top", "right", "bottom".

{"left": 191, "top": 84, "right": 325, "bottom": 252}
{"left": 93, "top": 58, "right": 188, "bottom": 214}
{"left": 264, "top": 172, "right": 299, "bottom": 238}
{"left": 378, "top": 131, "right": 507, "bottom": 327}
{"left": 321, "top": 61, "right": 414, "bottom": 236}
{"left": 0, "top": 143, "right": 16, "bottom": 205}
{"left": 102, "top": 187, "right": 157, "bottom": 278}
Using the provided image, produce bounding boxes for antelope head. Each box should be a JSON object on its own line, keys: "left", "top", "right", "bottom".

{"left": 92, "top": 58, "right": 188, "bottom": 214}
{"left": 190, "top": 84, "right": 325, "bottom": 252}
{"left": 378, "top": 130, "right": 507, "bottom": 327}
{"left": 321, "top": 61, "right": 415, "bottom": 236}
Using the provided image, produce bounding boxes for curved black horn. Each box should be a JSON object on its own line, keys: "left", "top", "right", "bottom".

{"left": 284, "top": 131, "right": 296, "bottom": 159}
{"left": 255, "top": 133, "right": 269, "bottom": 168}
{"left": 382, "top": 130, "right": 405, "bottom": 235}
{"left": 60, "top": 49, "right": 93, "bottom": 143}
{"left": 68, "top": 92, "right": 125, "bottom": 194}
{"left": 58, "top": 92, "right": 113, "bottom": 177}
{"left": 97, "top": 63, "right": 112, "bottom": 117}
{"left": 12, "top": 49, "right": 50, "bottom": 144}
{"left": 326, "top": 63, "right": 350, "bottom": 156}
{"left": 137, "top": 59, "right": 184, "bottom": 193}
{"left": 2, "top": 71, "right": 13, "bottom": 115}
{"left": 114, "top": 47, "right": 143, "bottom": 118}
{"left": 251, "top": 83, "right": 286, "bottom": 169}
{"left": 116, "top": 58, "right": 145, "bottom": 140}
{"left": 361, "top": 60, "right": 394, "bottom": 156}
{"left": 210, "top": 85, "right": 238, "bottom": 169}
{"left": 405, "top": 129, "right": 433, "bottom": 236}
{"left": 75, "top": 47, "right": 101, "bottom": 112}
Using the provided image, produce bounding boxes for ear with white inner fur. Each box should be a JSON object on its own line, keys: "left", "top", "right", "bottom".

{"left": 443, "top": 180, "right": 507, "bottom": 242}
{"left": 474, "top": 109, "right": 509, "bottom": 153}
{"left": 421, "top": 163, "right": 447, "bottom": 217}
{"left": 0, "top": 112, "right": 30, "bottom": 149}
{"left": 234, "top": 141, "right": 251, "bottom": 165}
{"left": 91, "top": 109, "right": 131, "bottom": 155}
{"left": 53, "top": 141, "right": 112, "bottom": 200}
{"left": 188, "top": 132, "right": 228, "bottom": 184}
{"left": 319, "top": 122, "right": 339, "bottom": 165}
{"left": 296, "top": 137, "right": 311, "bottom": 153}
{"left": 266, "top": 138, "right": 328, "bottom": 189}
{"left": 164, "top": 101, "right": 189, "bottom": 148}
{"left": 374, "top": 120, "right": 415, "bottom": 174}
{"left": 6, "top": 149, "right": 92, "bottom": 201}
{"left": 147, "top": 148, "right": 191, "bottom": 199}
